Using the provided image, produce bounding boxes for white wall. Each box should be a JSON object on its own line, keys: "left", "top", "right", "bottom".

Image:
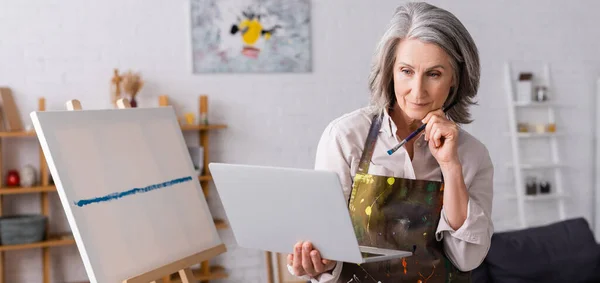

{"left": 1, "top": 0, "right": 600, "bottom": 282}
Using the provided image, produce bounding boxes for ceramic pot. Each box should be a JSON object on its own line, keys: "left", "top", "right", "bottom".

{"left": 20, "top": 165, "right": 37, "bottom": 187}
{"left": 6, "top": 170, "right": 20, "bottom": 187}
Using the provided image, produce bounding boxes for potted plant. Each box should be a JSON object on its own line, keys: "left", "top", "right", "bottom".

{"left": 121, "top": 71, "right": 144, "bottom": 107}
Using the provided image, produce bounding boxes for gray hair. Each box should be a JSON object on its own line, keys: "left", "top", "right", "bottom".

{"left": 368, "top": 2, "right": 480, "bottom": 124}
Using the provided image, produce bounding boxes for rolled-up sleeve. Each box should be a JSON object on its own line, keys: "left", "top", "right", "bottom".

{"left": 288, "top": 261, "right": 344, "bottom": 283}
{"left": 435, "top": 146, "right": 494, "bottom": 271}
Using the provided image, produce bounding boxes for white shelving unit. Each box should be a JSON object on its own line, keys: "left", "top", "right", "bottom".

{"left": 504, "top": 62, "right": 567, "bottom": 229}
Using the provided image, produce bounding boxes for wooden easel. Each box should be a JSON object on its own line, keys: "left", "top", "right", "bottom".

{"left": 65, "top": 98, "right": 227, "bottom": 283}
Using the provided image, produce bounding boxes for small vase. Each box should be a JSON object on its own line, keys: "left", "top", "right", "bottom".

{"left": 525, "top": 176, "right": 537, "bottom": 195}
{"left": 130, "top": 96, "right": 137, "bottom": 108}
{"left": 540, "top": 181, "right": 551, "bottom": 194}
{"left": 6, "top": 170, "right": 20, "bottom": 187}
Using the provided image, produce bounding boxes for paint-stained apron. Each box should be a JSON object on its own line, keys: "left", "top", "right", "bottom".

{"left": 337, "top": 113, "right": 471, "bottom": 283}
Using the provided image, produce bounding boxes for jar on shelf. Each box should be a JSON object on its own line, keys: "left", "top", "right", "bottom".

{"left": 517, "top": 123, "right": 529, "bottom": 132}
{"left": 525, "top": 176, "right": 537, "bottom": 195}
{"left": 516, "top": 73, "right": 533, "bottom": 103}
{"left": 540, "top": 181, "right": 551, "bottom": 194}
{"left": 535, "top": 124, "right": 545, "bottom": 133}
{"left": 534, "top": 86, "right": 548, "bottom": 102}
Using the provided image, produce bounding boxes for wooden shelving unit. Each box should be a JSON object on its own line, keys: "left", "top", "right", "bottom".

{"left": 0, "top": 97, "right": 63, "bottom": 283}
{"left": 0, "top": 96, "right": 229, "bottom": 283}
{"left": 157, "top": 94, "right": 228, "bottom": 283}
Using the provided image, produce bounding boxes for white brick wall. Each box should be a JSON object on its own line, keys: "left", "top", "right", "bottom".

{"left": 1, "top": 0, "right": 600, "bottom": 282}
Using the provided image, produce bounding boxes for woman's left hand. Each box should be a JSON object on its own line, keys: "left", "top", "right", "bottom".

{"left": 422, "top": 109, "right": 460, "bottom": 166}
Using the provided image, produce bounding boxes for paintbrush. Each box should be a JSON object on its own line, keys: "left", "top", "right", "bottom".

{"left": 386, "top": 99, "right": 459, "bottom": 155}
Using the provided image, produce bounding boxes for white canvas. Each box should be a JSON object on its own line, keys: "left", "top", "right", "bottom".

{"left": 30, "top": 106, "right": 222, "bottom": 283}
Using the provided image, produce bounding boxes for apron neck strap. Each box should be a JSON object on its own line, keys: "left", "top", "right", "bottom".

{"left": 357, "top": 111, "right": 384, "bottom": 174}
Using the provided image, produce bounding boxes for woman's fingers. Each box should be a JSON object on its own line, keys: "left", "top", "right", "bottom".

{"left": 424, "top": 113, "right": 458, "bottom": 147}
{"left": 433, "top": 127, "right": 443, "bottom": 147}
{"left": 430, "top": 120, "right": 452, "bottom": 147}
{"left": 422, "top": 113, "right": 434, "bottom": 139}
{"left": 423, "top": 111, "right": 445, "bottom": 141}
{"left": 425, "top": 115, "right": 441, "bottom": 142}
{"left": 301, "top": 242, "right": 316, "bottom": 276}
{"left": 292, "top": 241, "right": 305, "bottom": 276}
{"left": 290, "top": 241, "right": 337, "bottom": 276}
{"left": 310, "top": 250, "right": 326, "bottom": 273}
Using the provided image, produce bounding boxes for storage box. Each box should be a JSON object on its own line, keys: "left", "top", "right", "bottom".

{"left": 0, "top": 214, "right": 47, "bottom": 245}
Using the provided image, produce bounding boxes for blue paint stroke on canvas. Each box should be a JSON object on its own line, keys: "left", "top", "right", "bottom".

{"left": 190, "top": 0, "right": 311, "bottom": 73}
{"left": 73, "top": 176, "right": 194, "bottom": 207}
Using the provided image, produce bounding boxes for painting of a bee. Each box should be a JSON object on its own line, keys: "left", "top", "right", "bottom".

{"left": 190, "top": 0, "right": 311, "bottom": 73}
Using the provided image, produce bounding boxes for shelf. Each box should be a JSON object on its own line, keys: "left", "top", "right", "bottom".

{"left": 0, "top": 175, "right": 210, "bottom": 195}
{"left": 513, "top": 101, "right": 556, "bottom": 107}
{"left": 506, "top": 162, "right": 565, "bottom": 170}
{"left": 0, "top": 130, "right": 36, "bottom": 137}
{"left": 506, "top": 132, "right": 564, "bottom": 138}
{"left": 170, "top": 265, "right": 228, "bottom": 282}
{"left": 0, "top": 221, "right": 224, "bottom": 252}
{"left": 180, "top": 124, "right": 227, "bottom": 131}
{"left": 0, "top": 234, "right": 75, "bottom": 251}
{"left": 524, "top": 193, "right": 569, "bottom": 201}
{"left": 0, "top": 124, "right": 228, "bottom": 138}
{"left": 503, "top": 193, "right": 569, "bottom": 201}
{"left": 0, "top": 185, "right": 56, "bottom": 195}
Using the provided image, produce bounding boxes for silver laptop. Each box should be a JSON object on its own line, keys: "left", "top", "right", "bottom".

{"left": 208, "top": 163, "right": 412, "bottom": 264}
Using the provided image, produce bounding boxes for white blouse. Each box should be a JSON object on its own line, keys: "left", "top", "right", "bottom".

{"left": 289, "top": 107, "right": 494, "bottom": 282}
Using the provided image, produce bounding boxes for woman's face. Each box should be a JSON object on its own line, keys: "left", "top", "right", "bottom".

{"left": 392, "top": 38, "right": 454, "bottom": 121}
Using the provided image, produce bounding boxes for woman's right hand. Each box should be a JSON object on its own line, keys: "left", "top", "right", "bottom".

{"left": 288, "top": 241, "right": 336, "bottom": 278}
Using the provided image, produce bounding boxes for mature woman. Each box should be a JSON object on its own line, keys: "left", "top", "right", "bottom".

{"left": 287, "top": 2, "right": 493, "bottom": 282}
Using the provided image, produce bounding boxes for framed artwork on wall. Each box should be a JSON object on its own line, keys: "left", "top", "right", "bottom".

{"left": 190, "top": 0, "right": 312, "bottom": 73}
